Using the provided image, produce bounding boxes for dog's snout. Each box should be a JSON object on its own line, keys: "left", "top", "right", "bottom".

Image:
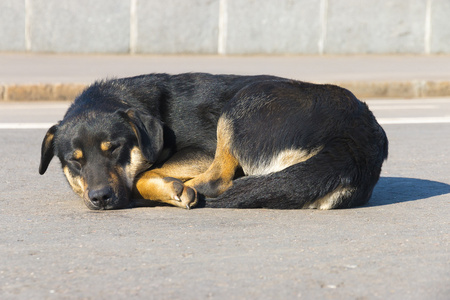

{"left": 88, "top": 187, "right": 114, "bottom": 209}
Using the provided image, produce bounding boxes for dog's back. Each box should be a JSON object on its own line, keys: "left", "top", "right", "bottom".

{"left": 195, "top": 80, "right": 388, "bottom": 208}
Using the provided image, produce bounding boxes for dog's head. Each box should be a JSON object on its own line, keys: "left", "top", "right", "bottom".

{"left": 39, "top": 109, "right": 163, "bottom": 210}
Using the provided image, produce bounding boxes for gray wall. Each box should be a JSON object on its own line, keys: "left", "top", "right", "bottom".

{"left": 1, "top": 0, "right": 449, "bottom": 54}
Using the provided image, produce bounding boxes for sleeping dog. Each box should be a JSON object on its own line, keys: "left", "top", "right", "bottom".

{"left": 39, "top": 73, "right": 388, "bottom": 210}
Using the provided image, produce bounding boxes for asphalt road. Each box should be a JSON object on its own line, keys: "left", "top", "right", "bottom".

{"left": 0, "top": 98, "right": 449, "bottom": 299}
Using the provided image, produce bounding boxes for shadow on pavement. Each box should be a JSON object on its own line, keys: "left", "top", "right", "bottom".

{"left": 132, "top": 176, "right": 449, "bottom": 209}
{"left": 367, "top": 177, "right": 450, "bottom": 207}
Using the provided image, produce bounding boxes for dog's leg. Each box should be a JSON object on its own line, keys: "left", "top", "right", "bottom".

{"left": 185, "top": 118, "right": 239, "bottom": 198}
{"left": 134, "top": 172, "right": 197, "bottom": 209}
{"left": 133, "top": 149, "right": 213, "bottom": 209}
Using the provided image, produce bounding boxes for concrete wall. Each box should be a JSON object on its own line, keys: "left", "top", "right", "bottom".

{"left": 1, "top": 0, "right": 449, "bottom": 54}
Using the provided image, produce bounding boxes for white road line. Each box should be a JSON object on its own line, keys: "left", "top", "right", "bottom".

{"left": 1, "top": 117, "right": 450, "bottom": 129}
{"left": 0, "top": 123, "right": 54, "bottom": 129}
{"left": 369, "top": 105, "right": 437, "bottom": 110}
{"left": 365, "top": 98, "right": 450, "bottom": 104}
{"left": 0, "top": 103, "right": 70, "bottom": 109}
{"left": 378, "top": 117, "right": 450, "bottom": 125}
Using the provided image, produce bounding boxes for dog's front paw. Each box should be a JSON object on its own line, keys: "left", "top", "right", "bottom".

{"left": 164, "top": 177, "right": 198, "bottom": 209}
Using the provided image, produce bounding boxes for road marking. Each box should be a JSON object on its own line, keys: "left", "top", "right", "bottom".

{"left": 370, "top": 105, "right": 437, "bottom": 110}
{"left": 378, "top": 117, "right": 450, "bottom": 125}
{"left": 0, "top": 103, "right": 70, "bottom": 109}
{"left": 0, "top": 123, "right": 54, "bottom": 129}
{"left": 366, "top": 98, "right": 450, "bottom": 104}
{"left": 1, "top": 117, "right": 450, "bottom": 129}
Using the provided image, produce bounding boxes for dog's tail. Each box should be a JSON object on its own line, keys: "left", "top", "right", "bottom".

{"left": 202, "top": 137, "right": 388, "bottom": 209}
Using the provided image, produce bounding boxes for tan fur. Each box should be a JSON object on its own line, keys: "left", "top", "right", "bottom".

{"left": 108, "top": 171, "right": 122, "bottom": 196}
{"left": 43, "top": 132, "right": 54, "bottom": 151}
{"left": 73, "top": 149, "right": 83, "bottom": 160}
{"left": 242, "top": 147, "right": 323, "bottom": 176}
{"left": 149, "top": 153, "right": 213, "bottom": 182}
{"left": 100, "top": 141, "right": 112, "bottom": 152}
{"left": 133, "top": 150, "right": 213, "bottom": 208}
{"left": 123, "top": 146, "right": 149, "bottom": 188}
{"left": 185, "top": 118, "right": 239, "bottom": 197}
{"left": 306, "top": 186, "right": 354, "bottom": 210}
{"left": 134, "top": 171, "right": 197, "bottom": 209}
{"left": 63, "top": 166, "right": 86, "bottom": 197}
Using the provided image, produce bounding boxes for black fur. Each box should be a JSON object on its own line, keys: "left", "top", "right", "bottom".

{"left": 203, "top": 80, "right": 388, "bottom": 208}
{"left": 39, "top": 73, "right": 388, "bottom": 210}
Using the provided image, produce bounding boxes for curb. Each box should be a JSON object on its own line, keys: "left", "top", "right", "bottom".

{"left": 1, "top": 80, "right": 450, "bottom": 101}
{"left": 0, "top": 83, "right": 87, "bottom": 102}
{"left": 338, "top": 80, "right": 450, "bottom": 99}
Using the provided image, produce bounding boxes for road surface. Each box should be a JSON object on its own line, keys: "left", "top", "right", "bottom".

{"left": 0, "top": 98, "right": 449, "bottom": 299}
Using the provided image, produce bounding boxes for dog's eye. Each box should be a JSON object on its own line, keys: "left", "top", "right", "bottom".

{"left": 69, "top": 159, "right": 82, "bottom": 170}
{"left": 65, "top": 156, "right": 82, "bottom": 170}
{"left": 111, "top": 144, "right": 122, "bottom": 153}
{"left": 104, "top": 142, "right": 122, "bottom": 156}
{"left": 65, "top": 150, "right": 83, "bottom": 170}
{"left": 111, "top": 144, "right": 122, "bottom": 155}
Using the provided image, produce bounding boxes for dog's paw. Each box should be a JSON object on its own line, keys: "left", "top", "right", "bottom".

{"left": 163, "top": 177, "right": 198, "bottom": 209}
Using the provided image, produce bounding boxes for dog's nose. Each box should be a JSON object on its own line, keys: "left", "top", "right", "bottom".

{"left": 88, "top": 187, "right": 114, "bottom": 208}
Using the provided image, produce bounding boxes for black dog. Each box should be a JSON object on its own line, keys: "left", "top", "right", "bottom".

{"left": 39, "top": 73, "right": 388, "bottom": 210}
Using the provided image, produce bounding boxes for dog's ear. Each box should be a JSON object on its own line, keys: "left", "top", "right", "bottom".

{"left": 119, "top": 109, "right": 164, "bottom": 163}
{"left": 39, "top": 123, "right": 59, "bottom": 175}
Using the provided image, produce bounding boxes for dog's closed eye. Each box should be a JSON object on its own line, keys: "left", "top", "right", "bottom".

{"left": 101, "top": 141, "right": 122, "bottom": 156}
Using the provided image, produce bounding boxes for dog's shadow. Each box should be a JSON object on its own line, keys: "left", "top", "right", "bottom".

{"left": 133, "top": 176, "right": 450, "bottom": 209}
{"left": 367, "top": 177, "right": 450, "bottom": 207}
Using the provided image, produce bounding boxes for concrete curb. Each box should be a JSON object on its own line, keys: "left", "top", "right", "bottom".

{"left": 1, "top": 83, "right": 87, "bottom": 102}
{"left": 338, "top": 80, "right": 450, "bottom": 99}
{"left": 1, "top": 80, "right": 450, "bottom": 101}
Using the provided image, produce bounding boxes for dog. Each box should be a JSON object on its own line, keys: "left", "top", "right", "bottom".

{"left": 39, "top": 73, "right": 388, "bottom": 210}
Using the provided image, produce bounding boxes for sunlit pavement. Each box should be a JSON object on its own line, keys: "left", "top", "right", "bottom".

{"left": 0, "top": 97, "right": 448, "bottom": 299}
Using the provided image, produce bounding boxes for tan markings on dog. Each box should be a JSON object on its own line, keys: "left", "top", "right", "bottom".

{"left": 134, "top": 171, "right": 197, "bottom": 209}
{"left": 63, "top": 166, "right": 86, "bottom": 197}
{"left": 73, "top": 149, "right": 83, "bottom": 160}
{"left": 306, "top": 186, "right": 354, "bottom": 210}
{"left": 108, "top": 170, "right": 122, "bottom": 195}
{"left": 134, "top": 148, "right": 213, "bottom": 184}
{"left": 123, "top": 146, "right": 149, "bottom": 188}
{"left": 132, "top": 149, "right": 212, "bottom": 209}
{"left": 100, "top": 141, "right": 112, "bottom": 152}
{"left": 185, "top": 117, "right": 239, "bottom": 197}
{"left": 43, "top": 132, "right": 54, "bottom": 150}
{"left": 168, "top": 156, "right": 213, "bottom": 180}
{"left": 242, "top": 147, "right": 323, "bottom": 176}
{"left": 150, "top": 153, "right": 213, "bottom": 182}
